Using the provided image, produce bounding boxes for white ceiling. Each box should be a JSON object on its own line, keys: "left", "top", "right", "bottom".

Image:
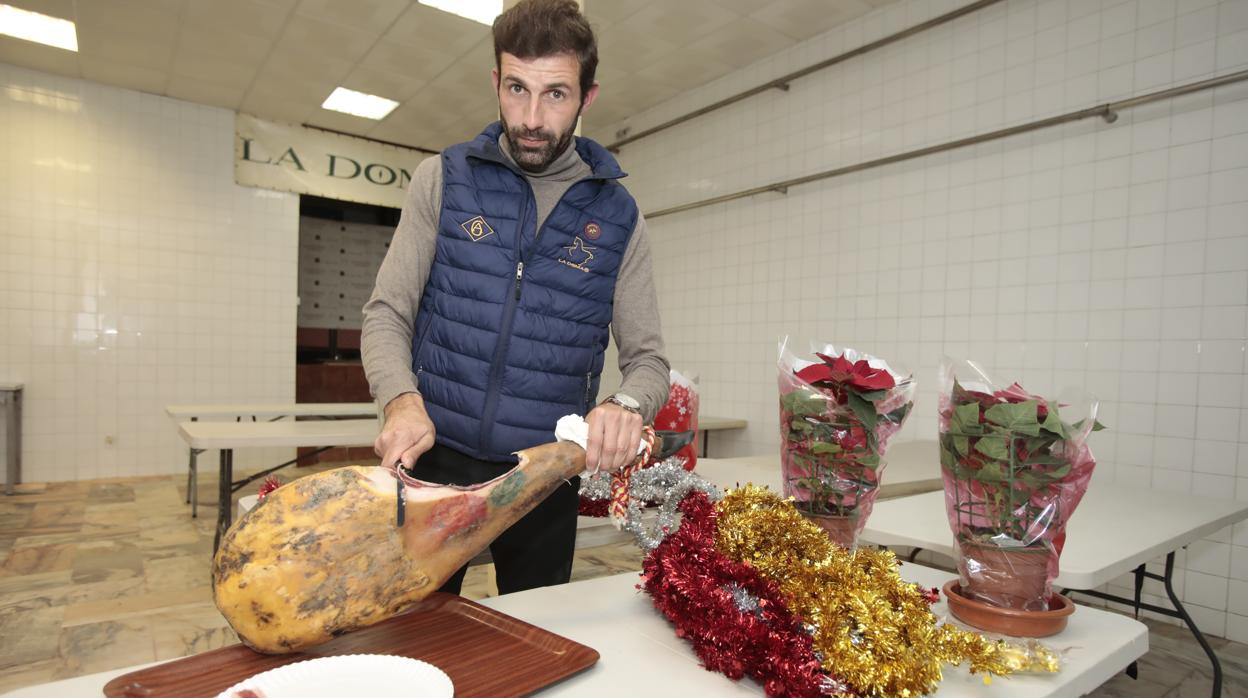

{"left": 0, "top": 0, "right": 899, "bottom": 151}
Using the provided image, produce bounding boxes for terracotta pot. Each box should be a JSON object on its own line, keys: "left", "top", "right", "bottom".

{"left": 803, "top": 513, "right": 860, "bottom": 550}
{"left": 957, "top": 541, "right": 1052, "bottom": 611}
{"left": 943, "top": 580, "right": 1074, "bottom": 637}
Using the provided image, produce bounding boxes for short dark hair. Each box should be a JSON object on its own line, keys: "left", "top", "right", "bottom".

{"left": 493, "top": 0, "right": 598, "bottom": 100}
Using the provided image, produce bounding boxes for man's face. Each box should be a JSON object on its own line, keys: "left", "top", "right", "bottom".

{"left": 492, "top": 52, "right": 599, "bottom": 172}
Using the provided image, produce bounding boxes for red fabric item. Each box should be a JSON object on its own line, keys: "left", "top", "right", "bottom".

{"left": 654, "top": 370, "right": 700, "bottom": 470}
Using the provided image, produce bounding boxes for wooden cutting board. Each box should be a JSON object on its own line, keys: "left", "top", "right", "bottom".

{"left": 102, "top": 593, "right": 598, "bottom": 697}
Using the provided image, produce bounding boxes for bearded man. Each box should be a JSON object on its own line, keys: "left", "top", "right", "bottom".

{"left": 362, "top": 0, "right": 669, "bottom": 595}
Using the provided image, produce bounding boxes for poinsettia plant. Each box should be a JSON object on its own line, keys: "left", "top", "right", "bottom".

{"left": 778, "top": 341, "right": 915, "bottom": 549}
{"left": 938, "top": 359, "right": 1102, "bottom": 609}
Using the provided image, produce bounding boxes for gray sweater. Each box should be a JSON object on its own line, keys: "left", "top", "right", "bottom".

{"left": 361, "top": 134, "right": 670, "bottom": 424}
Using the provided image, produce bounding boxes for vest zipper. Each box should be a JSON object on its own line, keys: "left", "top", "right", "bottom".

{"left": 583, "top": 372, "right": 593, "bottom": 413}
{"left": 478, "top": 190, "right": 533, "bottom": 454}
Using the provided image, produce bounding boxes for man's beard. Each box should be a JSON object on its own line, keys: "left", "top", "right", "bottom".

{"left": 502, "top": 106, "right": 581, "bottom": 173}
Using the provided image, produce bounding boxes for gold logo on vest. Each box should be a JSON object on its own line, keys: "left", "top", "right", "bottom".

{"left": 559, "top": 236, "right": 596, "bottom": 273}
{"left": 460, "top": 215, "right": 495, "bottom": 242}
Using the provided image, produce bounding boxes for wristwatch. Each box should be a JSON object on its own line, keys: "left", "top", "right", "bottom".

{"left": 603, "top": 393, "right": 641, "bottom": 415}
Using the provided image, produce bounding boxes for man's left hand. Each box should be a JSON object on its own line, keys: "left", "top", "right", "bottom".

{"left": 585, "top": 402, "right": 643, "bottom": 474}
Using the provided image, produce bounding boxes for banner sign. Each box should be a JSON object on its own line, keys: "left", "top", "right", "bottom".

{"left": 234, "top": 113, "right": 433, "bottom": 209}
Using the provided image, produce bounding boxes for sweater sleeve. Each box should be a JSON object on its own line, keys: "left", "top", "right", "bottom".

{"left": 361, "top": 155, "right": 442, "bottom": 410}
{"left": 611, "top": 211, "right": 671, "bottom": 424}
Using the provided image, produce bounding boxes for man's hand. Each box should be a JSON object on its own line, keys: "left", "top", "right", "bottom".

{"left": 585, "top": 402, "right": 643, "bottom": 474}
{"left": 375, "top": 392, "right": 436, "bottom": 470}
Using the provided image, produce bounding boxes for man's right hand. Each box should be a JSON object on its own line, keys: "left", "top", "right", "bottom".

{"left": 375, "top": 392, "right": 436, "bottom": 470}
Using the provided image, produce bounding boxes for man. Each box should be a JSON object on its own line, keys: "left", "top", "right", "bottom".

{"left": 361, "top": 0, "right": 669, "bottom": 596}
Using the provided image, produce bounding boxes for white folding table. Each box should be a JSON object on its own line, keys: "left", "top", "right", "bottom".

{"left": 0, "top": 563, "right": 1148, "bottom": 698}
{"left": 177, "top": 419, "right": 378, "bottom": 553}
{"left": 861, "top": 485, "right": 1248, "bottom": 698}
{"left": 695, "top": 415, "right": 746, "bottom": 457}
{"left": 164, "top": 402, "right": 377, "bottom": 518}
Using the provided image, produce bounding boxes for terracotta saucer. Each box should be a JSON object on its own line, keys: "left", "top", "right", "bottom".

{"left": 942, "top": 580, "right": 1074, "bottom": 637}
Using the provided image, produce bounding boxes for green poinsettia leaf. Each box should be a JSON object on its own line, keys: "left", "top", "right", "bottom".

{"left": 953, "top": 435, "right": 970, "bottom": 457}
{"left": 782, "top": 390, "right": 827, "bottom": 418}
{"left": 976, "top": 461, "right": 1007, "bottom": 482}
{"left": 810, "top": 441, "right": 843, "bottom": 455}
{"left": 974, "top": 436, "right": 1011, "bottom": 461}
{"left": 790, "top": 418, "right": 813, "bottom": 433}
{"left": 846, "top": 391, "right": 878, "bottom": 431}
{"left": 858, "top": 454, "right": 881, "bottom": 469}
{"left": 856, "top": 389, "right": 888, "bottom": 402}
{"left": 950, "top": 402, "right": 982, "bottom": 434}
{"left": 984, "top": 401, "right": 1042, "bottom": 436}
{"left": 939, "top": 441, "right": 957, "bottom": 471}
{"left": 1040, "top": 409, "right": 1068, "bottom": 438}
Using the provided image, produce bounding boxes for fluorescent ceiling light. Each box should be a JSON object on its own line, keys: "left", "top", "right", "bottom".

{"left": 321, "top": 87, "right": 400, "bottom": 120}
{"left": 418, "top": 0, "right": 502, "bottom": 26}
{"left": 0, "top": 4, "right": 77, "bottom": 51}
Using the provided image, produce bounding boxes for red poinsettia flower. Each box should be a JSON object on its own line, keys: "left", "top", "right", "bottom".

{"left": 837, "top": 425, "right": 868, "bottom": 452}
{"left": 796, "top": 353, "right": 896, "bottom": 392}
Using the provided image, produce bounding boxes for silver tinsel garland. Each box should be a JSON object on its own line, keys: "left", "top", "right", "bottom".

{"left": 617, "top": 457, "right": 722, "bottom": 551}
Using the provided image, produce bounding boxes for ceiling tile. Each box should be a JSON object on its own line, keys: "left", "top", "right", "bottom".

{"left": 181, "top": 0, "right": 291, "bottom": 43}
{"left": 0, "top": 38, "right": 80, "bottom": 77}
{"left": 170, "top": 50, "right": 258, "bottom": 90}
{"left": 338, "top": 64, "right": 425, "bottom": 104}
{"left": 749, "top": 0, "right": 874, "bottom": 40}
{"left": 165, "top": 77, "right": 247, "bottom": 109}
{"left": 683, "top": 16, "right": 794, "bottom": 68}
{"left": 385, "top": 4, "right": 488, "bottom": 57}
{"left": 79, "top": 56, "right": 167, "bottom": 95}
{"left": 582, "top": 0, "right": 657, "bottom": 28}
{"left": 296, "top": 0, "right": 410, "bottom": 34}
{"left": 3, "top": 0, "right": 76, "bottom": 20}
{"left": 607, "top": 0, "right": 740, "bottom": 48}
{"left": 270, "top": 13, "right": 378, "bottom": 70}
{"left": 356, "top": 39, "right": 460, "bottom": 92}
{"left": 238, "top": 90, "right": 315, "bottom": 126}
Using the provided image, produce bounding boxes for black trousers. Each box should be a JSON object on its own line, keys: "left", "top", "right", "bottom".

{"left": 410, "top": 443, "right": 580, "bottom": 595}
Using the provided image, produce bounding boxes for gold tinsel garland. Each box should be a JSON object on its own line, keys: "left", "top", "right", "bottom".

{"left": 713, "top": 486, "right": 1059, "bottom": 697}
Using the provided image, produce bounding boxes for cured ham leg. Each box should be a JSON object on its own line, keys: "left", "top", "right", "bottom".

{"left": 212, "top": 441, "right": 585, "bottom": 654}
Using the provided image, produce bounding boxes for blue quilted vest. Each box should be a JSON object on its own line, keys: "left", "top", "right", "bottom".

{"left": 412, "top": 122, "right": 638, "bottom": 462}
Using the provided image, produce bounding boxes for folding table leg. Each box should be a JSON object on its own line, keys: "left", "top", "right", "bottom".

{"left": 213, "top": 449, "right": 233, "bottom": 555}
{"left": 1161, "top": 552, "right": 1222, "bottom": 698}
{"left": 189, "top": 449, "right": 199, "bottom": 518}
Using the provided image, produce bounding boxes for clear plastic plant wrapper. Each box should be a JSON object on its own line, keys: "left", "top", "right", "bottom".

{"left": 938, "top": 358, "right": 1102, "bottom": 613}
{"left": 777, "top": 338, "right": 916, "bottom": 551}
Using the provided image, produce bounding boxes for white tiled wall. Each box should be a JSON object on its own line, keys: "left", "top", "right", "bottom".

{"left": 600, "top": 0, "right": 1248, "bottom": 638}
{"left": 0, "top": 63, "right": 300, "bottom": 483}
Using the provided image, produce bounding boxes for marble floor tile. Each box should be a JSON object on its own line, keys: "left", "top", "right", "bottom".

{"left": 70, "top": 540, "right": 144, "bottom": 585}
{"left": 0, "top": 543, "right": 76, "bottom": 577}
{"left": 148, "top": 604, "right": 238, "bottom": 661}
{"left": 0, "top": 603, "right": 64, "bottom": 671}
{"left": 56, "top": 617, "right": 154, "bottom": 677}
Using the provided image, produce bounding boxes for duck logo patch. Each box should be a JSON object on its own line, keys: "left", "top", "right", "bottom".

{"left": 559, "top": 236, "right": 596, "bottom": 273}
{"left": 460, "top": 216, "right": 495, "bottom": 242}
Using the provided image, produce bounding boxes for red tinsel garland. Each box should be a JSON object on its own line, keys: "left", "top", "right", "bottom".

{"left": 641, "top": 492, "right": 840, "bottom": 697}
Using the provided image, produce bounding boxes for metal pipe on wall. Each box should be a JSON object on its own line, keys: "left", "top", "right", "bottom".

{"left": 605, "top": 0, "right": 1007, "bottom": 152}
{"left": 645, "top": 69, "right": 1248, "bottom": 220}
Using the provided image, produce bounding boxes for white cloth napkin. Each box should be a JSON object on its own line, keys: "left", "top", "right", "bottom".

{"left": 554, "top": 414, "right": 648, "bottom": 454}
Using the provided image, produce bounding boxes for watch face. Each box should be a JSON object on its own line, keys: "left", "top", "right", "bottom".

{"left": 614, "top": 394, "right": 640, "bottom": 410}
